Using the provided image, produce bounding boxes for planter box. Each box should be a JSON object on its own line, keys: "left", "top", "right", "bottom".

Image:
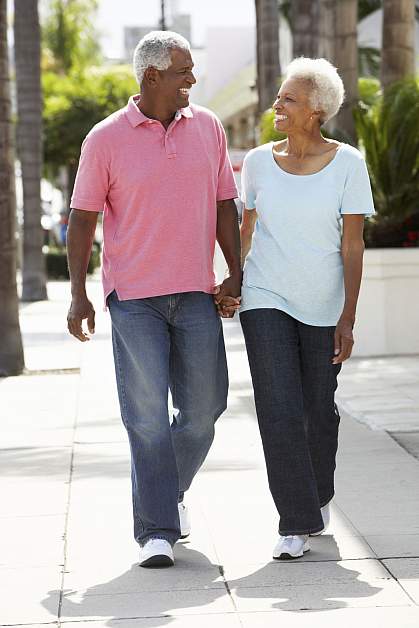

{"left": 354, "top": 248, "right": 419, "bottom": 356}
{"left": 216, "top": 245, "right": 419, "bottom": 357}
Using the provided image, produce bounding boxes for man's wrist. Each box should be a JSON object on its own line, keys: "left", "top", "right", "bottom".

{"left": 228, "top": 268, "right": 243, "bottom": 280}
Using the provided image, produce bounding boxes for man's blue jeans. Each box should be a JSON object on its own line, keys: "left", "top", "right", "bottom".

{"left": 240, "top": 308, "right": 341, "bottom": 536}
{"left": 108, "top": 290, "right": 228, "bottom": 546}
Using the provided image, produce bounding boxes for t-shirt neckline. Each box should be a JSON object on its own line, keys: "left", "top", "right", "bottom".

{"left": 270, "top": 141, "right": 343, "bottom": 178}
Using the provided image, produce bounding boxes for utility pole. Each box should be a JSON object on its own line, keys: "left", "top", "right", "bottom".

{"left": 160, "top": 0, "right": 166, "bottom": 30}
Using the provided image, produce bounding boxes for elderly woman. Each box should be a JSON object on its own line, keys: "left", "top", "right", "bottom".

{"left": 237, "top": 58, "right": 374, "bottom": 560}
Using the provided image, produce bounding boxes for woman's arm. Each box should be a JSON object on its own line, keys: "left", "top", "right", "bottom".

{"left": 240, "top": 208, "right": 258, "bottom": 267}
{"left": 333, "top": 214, "right": 365, "bottom": 364}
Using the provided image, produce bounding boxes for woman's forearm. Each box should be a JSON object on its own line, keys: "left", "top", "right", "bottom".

{"left": 341, "top": 242, "right": 365, "bottom": 322}
{"left": 240, "top": 228, "right": 253, "bottom": 267}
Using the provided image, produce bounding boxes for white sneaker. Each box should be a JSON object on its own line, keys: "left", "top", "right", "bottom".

{"left": 310, "top": 502, "right": 331, "bottom": 536}
{"left": 273, "top": 535, "right": 310, "bottom": 560}
{"left": 178, "top": 502, "right": 191, "bottom": 538}
{"left": 139, "top": 539, "right": 174, "bottom": 568}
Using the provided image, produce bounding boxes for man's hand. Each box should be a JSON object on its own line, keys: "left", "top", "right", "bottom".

{"left": 67, "top": 294, "right": 96, "bottom": 342}
{"left": 214, "top": 274, "right": 242, "bottom": 318}
{"left": 332, "top": 315, "right": 354, "bottom": 364}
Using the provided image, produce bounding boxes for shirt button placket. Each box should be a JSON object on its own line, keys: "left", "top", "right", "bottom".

{"left": 165, "top": 132, "right": 177, "bottom": 159}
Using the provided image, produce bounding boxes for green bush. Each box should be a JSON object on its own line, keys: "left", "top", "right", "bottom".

{"left": 354, "top": 78, "right": 419, "bottom": 223}
{"left": 45, "top": 245, "right": 101, "bottom": 279}
{"left": 358, "top": 77, "right": 381, "bottom": 107}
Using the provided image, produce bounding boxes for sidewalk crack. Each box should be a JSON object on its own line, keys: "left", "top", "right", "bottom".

{"left": 57, "top": 368, "right": 83, "bottom": 626}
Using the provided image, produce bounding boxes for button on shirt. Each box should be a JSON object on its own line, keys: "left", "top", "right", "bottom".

{"left": 71, "top": 95, "right": 238, "bottom": 302}
{"left": 240, "top": 142, "right": 375, "bottom": 326}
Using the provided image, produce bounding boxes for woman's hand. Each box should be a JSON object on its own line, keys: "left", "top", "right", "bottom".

{"left": 215, "top": 294, "right": 241, "bottom": 318}
{"left": 213, "top": 275, "right": 242, "bottom": 318}
{"left": 332, "top": 316, "right": 354, "bottom": 364}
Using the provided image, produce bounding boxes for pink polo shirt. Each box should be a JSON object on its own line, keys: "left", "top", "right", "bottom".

{"left": 71, "top": 95, "right": 238, "bottom": 302}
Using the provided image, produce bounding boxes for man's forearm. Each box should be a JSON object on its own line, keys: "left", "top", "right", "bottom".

{"left": 216, "top": 199, "right": 241, "bottom": 278}
{"left": 67, "top": 209, "right": 99, "bottom": 297}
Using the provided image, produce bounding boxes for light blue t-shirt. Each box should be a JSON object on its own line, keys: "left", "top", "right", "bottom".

{"left": 240, "top": 142, "right": 375, "bottom": 326}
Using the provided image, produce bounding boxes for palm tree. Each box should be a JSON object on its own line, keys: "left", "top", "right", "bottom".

{"left": 381, "top": 0, "right": 415, "bottom": 89}
{"left": 14, "top": 0, "right": 48, "bottom": 302}
{"left": 0, "top": 0, "right": 25, "bottom": 375}
{"left": 255, "top": 0, "right": 281, "bottom": 114}
{"left": 291, "top": 0, "right": 319, "bottom": 58}
{"left": 318, "top": 0, "right": 358, "bottom": 143}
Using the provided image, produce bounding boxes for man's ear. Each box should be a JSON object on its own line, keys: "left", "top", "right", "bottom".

{"left": 143, "top": 66, "right": 159, "bottom": 87}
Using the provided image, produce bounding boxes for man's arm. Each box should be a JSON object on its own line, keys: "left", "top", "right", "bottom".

{"left": 217, "top": 207, "right": 257, "bottom": 317}
{"left": 214, "top": 199, "right": 242, "bottom": 316}
{"left": 66, "top": 208, "right": 99, "bottom": 342}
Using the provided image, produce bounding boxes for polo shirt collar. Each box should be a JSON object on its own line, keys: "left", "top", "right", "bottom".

{"left": 126, "top": 94, "right": 193, "bottom": 128}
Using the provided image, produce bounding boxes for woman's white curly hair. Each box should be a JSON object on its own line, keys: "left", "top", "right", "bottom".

{"left": 284, "top": 57, "right": 345, "bottom": 123}
{"left": 133, "top": 30, "right": 190, "bottom": 86}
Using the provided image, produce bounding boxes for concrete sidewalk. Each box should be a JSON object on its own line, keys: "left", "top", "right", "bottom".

{"left": 1, "top": 278, "right": 419, "bottom": 627}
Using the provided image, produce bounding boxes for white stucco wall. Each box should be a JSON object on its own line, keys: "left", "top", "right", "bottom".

{"left": 354, "top": 249, "right": 419, "bottom": 357}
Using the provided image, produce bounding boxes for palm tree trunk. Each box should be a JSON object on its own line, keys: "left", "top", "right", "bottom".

{"left": 0, "top": 0, "right": 25, "bottom": 375}
{"left": 318, "top": 0, "right": 358, "bottom": 144}
{"left": 381, "top": 0, "right": 415, "bottom": 89}
{"left": 255, "top": 0, "right": 281, "bottom": 114}
{"left": 14, "top": 0, "right": 48, "bottom": 302}
{"left": 291, "top": 0, "right": 319, "bottom": 58}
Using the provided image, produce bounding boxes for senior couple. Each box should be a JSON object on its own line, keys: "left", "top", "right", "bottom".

{"left": 67, "top": 31, "right": 374, "bottom": 567}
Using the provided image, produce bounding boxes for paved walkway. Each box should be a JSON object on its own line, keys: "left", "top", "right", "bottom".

{"left": 1, "top": 278, "right": 419, "bottom": 627}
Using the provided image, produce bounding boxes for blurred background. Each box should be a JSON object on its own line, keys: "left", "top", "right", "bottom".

{"left": 1, "top": 0, "right": 419, "bottom": 375}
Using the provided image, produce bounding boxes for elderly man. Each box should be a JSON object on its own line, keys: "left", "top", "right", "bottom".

{"left": 66, "top": 31, "right": 240, "bottom": 568}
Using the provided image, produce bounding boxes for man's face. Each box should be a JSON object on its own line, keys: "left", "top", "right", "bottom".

{"left": 156, "top": 48, "right": 196, "bottom": 110}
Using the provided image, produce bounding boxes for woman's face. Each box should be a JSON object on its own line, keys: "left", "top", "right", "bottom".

{"left": 272, "top": 78, "right": 318, "bottom": 133}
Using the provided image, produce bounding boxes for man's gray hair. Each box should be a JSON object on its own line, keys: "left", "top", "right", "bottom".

{"left": 284, "top": 57, "right": 345, "bottom": 124}
{"left": 133, "top": 30, "right": 191, "bottom": 86}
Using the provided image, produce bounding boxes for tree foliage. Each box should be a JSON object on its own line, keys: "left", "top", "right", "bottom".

{"left": 42, "top": 0, "right": 101, "bottom": 74}
{"left": 43, "top": 66, "right": 138, "bottom": 181}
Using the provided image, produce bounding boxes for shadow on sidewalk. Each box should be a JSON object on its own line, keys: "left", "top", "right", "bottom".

{"left": 228, "top": 537, "right": 382, "bottom": 612}
{"left": 41, "top": 545, "right": 228, "bottom": 624}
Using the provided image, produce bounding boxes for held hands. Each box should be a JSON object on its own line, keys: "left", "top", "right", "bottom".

{"left": 67, "top": 294, "right": 95, "bottom": 342}
{"left": 332, "top": 315, "right": 354, "bottom": 364}
{"left": 213, "top": 274, "right": 242, "bottom": 318}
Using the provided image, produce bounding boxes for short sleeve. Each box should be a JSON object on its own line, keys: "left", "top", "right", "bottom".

{"left": 215, "top": 119, "right": 238, "bottom": 201}
{"left": 70, "top": 131, "right": 109, "bottom": 212}
{"left": 340, "top": 157, "right": 375, "bottom": 216}
{"left": 240, "top": 154, "right": 256, "bottom": 209}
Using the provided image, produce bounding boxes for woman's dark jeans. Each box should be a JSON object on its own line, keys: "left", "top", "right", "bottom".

{"left": 240, "top": 308, "right": 341, "bottom": 536}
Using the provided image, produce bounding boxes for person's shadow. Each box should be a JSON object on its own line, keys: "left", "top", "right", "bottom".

{"left": 42, "top": 537, "right": 384, "bottom": 621}
{"left": 228, "top": 535, "right": 383, "bottom": 612}
{"left": 42, "top": 543, "right": 228, "bottom": 625}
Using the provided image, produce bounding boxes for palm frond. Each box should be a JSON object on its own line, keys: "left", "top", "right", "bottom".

{"left": 355, "top": 78, "right": 419, "bottom": 221}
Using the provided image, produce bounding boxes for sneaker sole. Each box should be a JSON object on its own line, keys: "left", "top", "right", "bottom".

{"left": 139, "top": 554, "right": 174, "bottom": 568}
{"left": 274, "top": 546, "right": 310, "bottom": 561}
